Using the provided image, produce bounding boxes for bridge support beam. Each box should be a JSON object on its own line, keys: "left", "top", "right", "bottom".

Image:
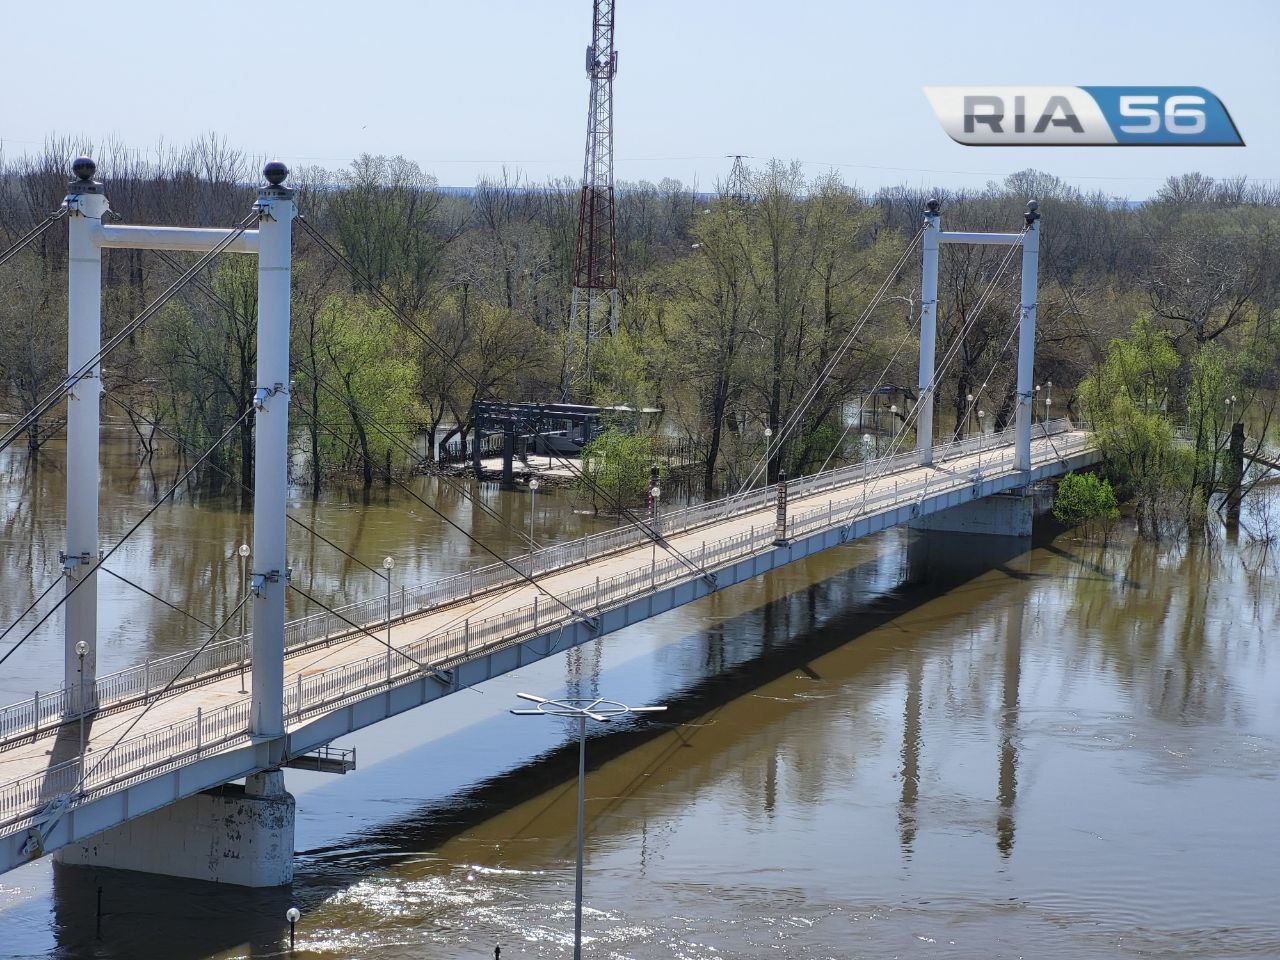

{"left": 501, "top": 426, "right": 516, "bottom": 489}
{"left": 1014, "top": 203, "right": 1041, "bottom": 472}
{"left": 63, "top": 161, "right": 109, "bottom": 715}
{"left": 909, "top": 491, "right": 1035, "bottom": 538}
{"left": 55, "top": 770, "right": 295, "bottom": 887}
{"left": 250, "top": 166, "right": 294, "bottom": 741}
{"left": 916, "top": 200, "right": 941, "bottom": 464}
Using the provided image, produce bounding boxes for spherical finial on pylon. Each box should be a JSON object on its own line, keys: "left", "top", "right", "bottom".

{"left": 925, "top": 198, "right": 940, "bottom": 215}
{"left": 262, "top": 161, "right": 289, "bottom": 186}
{"left": 71, "top": 156, "right": 96, "bottom": 182}
{"left": 1025, "top": 199, "right": 1041, "bottom": 225}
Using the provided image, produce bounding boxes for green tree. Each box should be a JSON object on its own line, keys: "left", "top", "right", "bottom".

{"left": 1053, "top": 471, "right": 1120, "bottom": 528}
{"left": 578, "top": 428, "right": 656, "bottom": 513}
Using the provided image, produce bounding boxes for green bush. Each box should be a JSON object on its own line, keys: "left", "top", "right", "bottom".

{"left": 579, "top": 428, "right": 657, "bottom": 512}
{"left": 1053, "top": 471, "right": 1120, "bottom": 529}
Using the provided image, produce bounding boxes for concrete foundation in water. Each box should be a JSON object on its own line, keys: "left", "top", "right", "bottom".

{"left": 55, "top": 770, "right": 294, "bottom": 887}
{"left": 909, "top": 490, "right": 1035, "bottom": 538}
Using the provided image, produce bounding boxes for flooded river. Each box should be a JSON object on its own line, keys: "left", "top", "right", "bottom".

{"left": 1, "top": 432, "right": 1278, "bottom": 958}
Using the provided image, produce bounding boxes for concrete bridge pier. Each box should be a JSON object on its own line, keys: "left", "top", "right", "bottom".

{"left": 54, "top": 771, "right": 295, "bottom": 887}
{"left": 909, "top": 489, "right": 1037, "bottom": 538}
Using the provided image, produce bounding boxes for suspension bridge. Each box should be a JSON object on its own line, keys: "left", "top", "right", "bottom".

{"left": 0, "top": 160, "right": 1096, "bottom": 884}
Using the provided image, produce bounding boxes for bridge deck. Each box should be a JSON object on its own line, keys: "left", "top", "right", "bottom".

{"left": 0, "top": 427, "right": 1094, "bottom": 857}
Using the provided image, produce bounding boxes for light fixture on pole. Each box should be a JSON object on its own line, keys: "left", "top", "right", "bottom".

{"left": 889, "top": 404, "right": 899, "bottom": 448}
{"left": 763, "top": 426, "right": 773, "bottom": 483}
{"left": 237, "top": 543, "right": 250, "bottom": 693}
{"left": 285, "top": 906, "right": 300, "bottom": 951}
{"left": 528, "top": 477, "right": 540, "bottom": 576}
{"left": 649, "top": 483, "right": 661, "bottom": 585}
{"left": 966, "top": 393, "right": 974, "bottom": 437}
{"left": 510, "top": 693, "right": 667, "bottom": 960}
{"left": 382, "top": 556, "right": 395, "bottom": 684}
{"left": 977, "top": 410, "right": 987, "bottom": 470}
{"left": 1034, "top": 383, "right": 1042, "bottom": 423}
{"left": 75, "top": 639, "right": 88, "bottom": 794}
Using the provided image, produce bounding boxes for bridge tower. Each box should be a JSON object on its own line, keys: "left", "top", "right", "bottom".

{"left": 567, "top": 0, "right": 619, "bottom": 398}
{"left": 63, "top": 159, "right": 108, "bottom": 715}
{"left": 915, "top": 199, "right": 1041, "bottom": 471}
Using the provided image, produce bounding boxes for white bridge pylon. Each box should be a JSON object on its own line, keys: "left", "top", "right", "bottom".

{"left": 915, "top": 198, "right": 1041, "bottom": 472}
{"left": 62, "top": 158, "right": 294, "bottom": 742}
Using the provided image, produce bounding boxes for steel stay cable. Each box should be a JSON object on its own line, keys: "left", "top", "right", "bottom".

{"left": 730, "top": 223, "right": 927, "bottom": 500}
{"left": 833, "top": 239, "right": 1026, "bottom": 525}
{"left": 104, "top": 386, "right": 575, "bottom": 699}
{"left": 294, "top": 215, "right": 712, "bottom": 582}
{"left": 99, "top": 566, "right": 221, "bottom": 635}
{"left": 0, "top": 209, "right": 66, "bottom": 270}
{"left": 814, "top": 308, "right": 923, "bottom": 477}
{"left": 0, "top": 212, "right": 257, "bottom": 457}
{"left": 811, "top": 229, "right": 1022, "bottom": 477}
{"left": 147, "top": 248, "right": 544, "bottom": 556}
{"left": 0, "top": 405, "right": 254, "bottom": 671}
{"left": 0, "top": 579, "right": 61, "bottom": 654}
{"left": 292, "top": 388, "right": 583, "bottom": 620}
{"left": 857, "top": 235, "right": 1023, "bottom": 475}
{"left": 79, "top": 594, "right": 250, "bottom": 791}
{"left": 104, "top": 391, "right": 390, "bottom": 584}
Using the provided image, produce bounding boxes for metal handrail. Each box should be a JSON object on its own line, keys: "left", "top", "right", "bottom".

{"left": 0, "top": 428, "right": 1093, "bottom": 833}
{"left": 0, "top": 420, "right": 1075, "bottom": 749}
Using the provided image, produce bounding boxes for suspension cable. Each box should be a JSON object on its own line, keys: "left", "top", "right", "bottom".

{"left": 730, "top": 223, "right": 927, "bottom": 499}
{"left": 295, "top": 214, "right": 713, "bottom": 583}
{"left": 0, "top": 213, "right": 257, "bottom": 458}
{"left": 0, "top": 209, "right": 66, "bottom": 271}
{"left": 0, "top": 405, "right": 254, "bottom": 670}
{"left": 835, "top": 235, "right": 1028, "bottom": 514}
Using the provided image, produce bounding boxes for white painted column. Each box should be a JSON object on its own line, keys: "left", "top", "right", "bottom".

{"left": 1014, "top": 201, "right": 1041, "bottom": 472}
{"left": 916, "top": 200, "right": 941, "bottom": 464}
{"left": 250, "top": 163, "right": 294, "bottom": 739}
{"left": 64, "top": 158, "right": 108, "bottom": 714}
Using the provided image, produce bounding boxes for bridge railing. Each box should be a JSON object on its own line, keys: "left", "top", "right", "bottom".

{"left": 0, "top": 419, "right": 1073, "bottom": 750}
{"left": 0, "top": 427, "right": 1091, "bottom": 833}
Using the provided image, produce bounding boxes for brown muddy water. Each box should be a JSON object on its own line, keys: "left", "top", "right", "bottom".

{"left": 0, "top": 432, "right": 1278, "bottom": 959}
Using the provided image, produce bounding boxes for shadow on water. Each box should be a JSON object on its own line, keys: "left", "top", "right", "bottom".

{"left": 49, "top": 528, "right": 1035, "bottom": 960}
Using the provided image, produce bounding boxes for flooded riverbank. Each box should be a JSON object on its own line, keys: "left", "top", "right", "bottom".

{"left": 1, "top": 437, "right": 1278, "bottom": 958}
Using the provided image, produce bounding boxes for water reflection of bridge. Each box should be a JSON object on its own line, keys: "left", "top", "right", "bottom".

{"left": 0, "top": 422, "right": 1093, "bottom": 876}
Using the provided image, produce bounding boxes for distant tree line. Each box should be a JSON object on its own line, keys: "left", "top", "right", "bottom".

{"left": 2, "top": 136, "right": 1277, "bottom": 506}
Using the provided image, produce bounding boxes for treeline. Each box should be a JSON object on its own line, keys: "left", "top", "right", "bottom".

{"left": 2, "top": 136, "right": 1278, "bottom": 501}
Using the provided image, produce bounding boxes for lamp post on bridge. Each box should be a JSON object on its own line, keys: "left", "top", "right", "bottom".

{"left": 510, "top": 693, "right": 667, "bottom": 960}
{"left": 528, "top": 477, "right": 540, "bottom": 576}
{"left": 75, "top": 639, "right": 88, "bottom": 795}
{"left": 237, "top": 543, "right": 250, "bottom": 694}
{"left": 383, "top": 556, "right": 395, "bottom": 685}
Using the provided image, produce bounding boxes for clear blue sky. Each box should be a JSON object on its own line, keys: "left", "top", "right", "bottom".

{"left": 3, "top": 0, "right": 1276, "bottom": 197}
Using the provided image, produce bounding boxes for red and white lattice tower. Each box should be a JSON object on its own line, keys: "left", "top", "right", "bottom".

{"left": 568, "top": 0, "right": 619, "bottom": 394}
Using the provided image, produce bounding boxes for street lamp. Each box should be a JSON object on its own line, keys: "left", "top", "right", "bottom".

{"left": 382, "top": 556, "right": 395, "bottom": 684}
{"left": 237, "top": 543, "right": 250, "bottom": 693}
{"left": 510, "top": 693, "right": 667, "bottom": 960}
{"left": 528, "top": 477, "right": 540, "bottom": 576}
{"left": 649, "top": 484, "right": 661, "bottom": 584}
{"left": 977, "top": 409, "right": 987, "bottom": 470}
{"left": 1046, "top": 380, "right": 1053, "bottom": 422}
{"left": 966, "top": 393, "right": 975, "bottom": 437}
{"left": 889, "top": 404, "right": 898, "bottom": 450}
{"left": 763, "top": 426, "right": 773, "bottom": 483}
{"left": 285, "top": 906, "right": 300, "bottom": 951}
{"left": 75, "top": 639, "right": 88, "bottom": 794}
